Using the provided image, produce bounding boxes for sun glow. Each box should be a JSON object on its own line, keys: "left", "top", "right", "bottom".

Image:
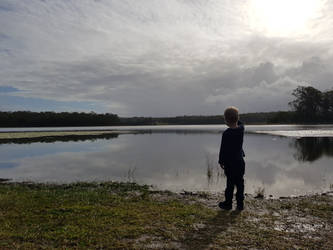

{"left": 248, "top": 0, "right": 323, "bottom": 37}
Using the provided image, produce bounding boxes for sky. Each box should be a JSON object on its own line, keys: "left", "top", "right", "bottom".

{"left": 0, "top": 0, "right": 332, "bottom": 117}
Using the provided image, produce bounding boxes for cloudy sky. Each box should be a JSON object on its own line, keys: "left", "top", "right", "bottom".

{"left": 0, "top": 0, "right": 332, "bottom": 116}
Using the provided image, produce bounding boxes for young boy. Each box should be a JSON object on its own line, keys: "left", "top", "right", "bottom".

{"left": 218, "top": 106, "right": 245, "bottom": 210}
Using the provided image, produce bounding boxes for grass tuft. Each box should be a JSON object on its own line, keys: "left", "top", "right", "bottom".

{"left": 254, "top": 186, "right": 265, "bottom": 199}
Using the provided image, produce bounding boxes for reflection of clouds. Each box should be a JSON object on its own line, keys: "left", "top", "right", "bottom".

{"left": 0, "top": 150, "right": 220, "bottom": 192}
{"left": 1, "top": 151, "right": 129, "bottom": 182}
{"left": 0, "top": 138, "right": 129, "bottom": 182}
{"left": 246, "top": 161, "right": 281, "bottom": 185}
{"left": 103, "top": 140, "right": 128, "bottom": 152}
{"left": 245, "top": 158, "right": 332, "bottom": 196}
{"left": 0, "top": 134, "right": 225, "bottom": 192}
{"left": 0, "top": 132, "right": 332, "bottom": 196}
{"left": 0, "top": 138, "right": 121, "bottom": 162}
{"left": 203, "top": 145, "right": 220, "bottom": 157}
{"left": 268, "top": 177, "right": 306, "bottom": 197}
{"left": 240, "top": 134, "right": 333, "bottom": 196}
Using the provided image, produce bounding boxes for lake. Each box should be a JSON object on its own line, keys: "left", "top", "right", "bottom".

{"left": 0, "top": 125, "right": 333, "bottom": 197}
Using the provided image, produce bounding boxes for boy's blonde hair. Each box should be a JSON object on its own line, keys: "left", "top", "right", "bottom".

{"left": 224, "top": 106, "right": 239, "bottom": 124}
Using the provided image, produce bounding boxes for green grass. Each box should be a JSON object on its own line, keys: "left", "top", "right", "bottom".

{"left": 0, "top": 182, "right": 332, "bottom": 249}
{"left": 0, "top": 182, "right": 213, "bottom": 249}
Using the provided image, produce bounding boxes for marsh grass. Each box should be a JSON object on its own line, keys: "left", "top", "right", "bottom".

{"left": 205, "top": 154, "right": 214, "bottom": 182}
{"left": 126, "top": 166, "right": 137, "bottom": 182}
{"left": 206, "top": 165, "right": 213, "bottom": 182}
{"left": 254, "top": 186, "right": 265, "bottom": 199}
{"left": 205, "top": 154, "right": 223, "bottom": 185}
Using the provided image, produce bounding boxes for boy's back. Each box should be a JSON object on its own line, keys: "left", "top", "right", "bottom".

{"left": 219, "top": 120, "right": 245, "bottom": 176}
{"left": 218, "top": 106, "right": 245, "bottom": 211}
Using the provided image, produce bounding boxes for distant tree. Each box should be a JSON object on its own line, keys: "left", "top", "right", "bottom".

{"left": 288, "top": 86, "right": 322, "bottom": 122}
{"left": 322, "top": 90, "right": 333, "bottom": 117}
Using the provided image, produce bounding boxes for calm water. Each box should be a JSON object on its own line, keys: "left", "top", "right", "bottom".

{"left": 0, "top": 125, "right": 333, "bottom": 197}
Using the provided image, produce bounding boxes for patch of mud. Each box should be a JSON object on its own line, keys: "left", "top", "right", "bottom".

{"left": 145, "top": 188, "right": 333, "bottom": 249}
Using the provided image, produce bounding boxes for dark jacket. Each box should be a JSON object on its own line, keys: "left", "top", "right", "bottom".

{"left": 218, "top": 120, "right": 245, "bottom": 175}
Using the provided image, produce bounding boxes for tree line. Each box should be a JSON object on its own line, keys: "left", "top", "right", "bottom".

{"left": 121, "top": 86, "right": 333, "bottom": 125}
{"left": 0, "top": 85, "right": 332, "bottom": 127}
{"left": 1, "top": 111, "right": 283, "bottom": 127}
{"left": 0, "top": 111, "right": 120, "bottom": 127}
{"left": 119, "top": 113, "right": 283, "bottom": 126}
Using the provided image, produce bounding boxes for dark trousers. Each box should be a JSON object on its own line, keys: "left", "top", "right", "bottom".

{"left": 225, "top": 174, "right": 244, "bottom": 205}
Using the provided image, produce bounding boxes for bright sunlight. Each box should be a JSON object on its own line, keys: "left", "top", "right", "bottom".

{"left": 248, "top": 0, "right": 324, "bottom": 37}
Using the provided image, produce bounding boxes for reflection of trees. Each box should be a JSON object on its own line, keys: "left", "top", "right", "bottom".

{"left": 292, "top": 137, "right": 333, "bottom": 162}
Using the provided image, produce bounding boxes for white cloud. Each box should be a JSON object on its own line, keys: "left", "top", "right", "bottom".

{"left": 0, "top": 0, "right": 332, "bottom": 116}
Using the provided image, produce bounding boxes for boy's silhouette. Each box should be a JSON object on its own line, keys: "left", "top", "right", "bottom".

{"left": 218, "top": 106, "right": 245, "bottom": 210}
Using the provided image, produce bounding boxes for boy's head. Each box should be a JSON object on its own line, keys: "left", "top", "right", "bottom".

{"left": 224, "top": 106, "right": 239, "bottom": 126}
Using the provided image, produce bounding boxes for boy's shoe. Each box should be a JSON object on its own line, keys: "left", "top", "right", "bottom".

{"left": 218, "top": 201, "right": 232, "bottom": 210}
{"left": 236, "top": 202, "right": 244, "bottom": 211}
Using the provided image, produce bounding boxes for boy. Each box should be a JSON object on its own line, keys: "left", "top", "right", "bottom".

{"left": 218, "top": 106, "right": 245, "bottom": 210}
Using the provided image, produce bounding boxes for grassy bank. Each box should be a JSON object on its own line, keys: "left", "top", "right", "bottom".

{"left": 0, "top": 182, "right": 332, "bottom": 249}
{"left": 0, "top": 131, "right": 131, "bottom": 144}
{"left": 0, "top": 131, "right": 125, "bottom": 139}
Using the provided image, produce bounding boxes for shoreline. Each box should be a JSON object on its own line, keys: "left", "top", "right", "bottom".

{"left": 0, "top": 181, "right": 332, "bottom": 248}
{"left": 1, "top": 178, "right": 332, "bottom": 200}
{"left": 2, "top": 178, "right": 332, "bottom": 199}
{"left": 1, "top": 124, "right": 333, "bottom": 141}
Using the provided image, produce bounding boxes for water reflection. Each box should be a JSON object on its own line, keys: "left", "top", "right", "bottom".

{"left": 291, "top": 137, "right": 333, "bottom": 162}
{"left": 205, "top": 154, "right": 224, "bottom": 187}
{"left": 0, "top": 131, "right": 332, "bottom": 197}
